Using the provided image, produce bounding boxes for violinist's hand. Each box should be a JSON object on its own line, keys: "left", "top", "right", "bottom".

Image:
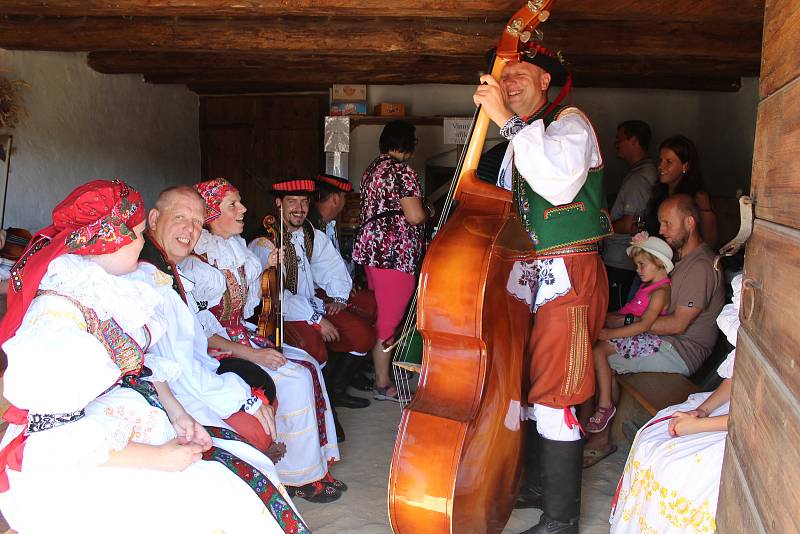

{"left": 267, "top": 246, "right": 283, "bottom": 268}
{"left": 318, "top": 318, "right": 340, "bottom": 342}
{"left": 325, "top": 300, "right": 348, "bottom": 316}
{"left": 473, "top": 74, "right": 514, "bottom": 128}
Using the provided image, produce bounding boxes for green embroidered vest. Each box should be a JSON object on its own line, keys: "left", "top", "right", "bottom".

{"left": 512, "top": 104, "right": 613, "bottom": 253}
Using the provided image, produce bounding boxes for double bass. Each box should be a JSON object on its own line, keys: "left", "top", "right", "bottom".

{"left": 388, "top": 2, "right": 556, "bottom": 532}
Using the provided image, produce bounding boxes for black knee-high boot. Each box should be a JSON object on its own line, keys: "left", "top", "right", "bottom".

{"left": 332, "top": 354, "right": 370, "bottom": 409}
{"left": 515, "top": 421, "right": 543, "bottom": 509}
{"left": 321, "top": 355, "right": 347, "bottom": 442}
{"left": 519, "top": 437, "right": 583, "bottom": 534}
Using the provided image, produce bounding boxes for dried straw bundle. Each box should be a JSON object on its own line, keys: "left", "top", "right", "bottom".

{"left": 0, "top": 70, "right": 29, "bottom": 129}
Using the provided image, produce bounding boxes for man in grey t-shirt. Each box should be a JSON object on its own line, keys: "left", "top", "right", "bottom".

{"left": 603, "top": 120, "right": 658, "bottom": 310}
{"left": 584, "top": 194, "right": 724, "bottom": 466}
{"left": 607, "top": 194, "right": 724, "bottom": 375}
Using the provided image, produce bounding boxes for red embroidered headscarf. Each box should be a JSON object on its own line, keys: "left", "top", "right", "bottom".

{"left": 0, "top": 179, "right": 144, "bottom": 492}
{"left": 194, "top": 178, "right": 238, "bottom": 224}
{"left": 0, "top": 179, "right": 145, "bottom": 347}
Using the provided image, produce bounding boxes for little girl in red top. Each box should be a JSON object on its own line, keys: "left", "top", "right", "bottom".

{"left": 587, "top": 232, "right": 674, "bottom": 433}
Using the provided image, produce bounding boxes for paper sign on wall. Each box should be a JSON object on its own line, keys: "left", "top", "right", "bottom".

{"left": 443, "top": 117, "right": 472, "bottom": 145}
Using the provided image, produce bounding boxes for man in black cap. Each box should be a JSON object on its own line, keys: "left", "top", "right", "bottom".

{"left": 474, "top": 43, "right": 611, "bottom": 534}
{"left": 309, "top": 173, "right": 351, "bottom": 254}
{"left": 248, "top": 178, "right": 376, "bottom": 373}
{"left": 308, "top": 173, "right": 379, "bottom": 409}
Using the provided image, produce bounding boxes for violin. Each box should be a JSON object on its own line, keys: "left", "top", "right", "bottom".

{"left": 0, "top": 227, "right": 32, "bottom": 261}
{"left": 256, "top": 215, "right": 281, "bottom": 345}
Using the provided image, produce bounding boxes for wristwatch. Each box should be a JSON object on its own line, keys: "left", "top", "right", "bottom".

{"left": 624, "top": 314, "right": 635, "bottom": 326}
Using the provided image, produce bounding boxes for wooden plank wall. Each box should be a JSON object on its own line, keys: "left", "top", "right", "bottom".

{"left": 200, "top": 94, "right": 327, "bottom": 238}
{"left": 716, "top": 0, "right": 800, "bottom": 531}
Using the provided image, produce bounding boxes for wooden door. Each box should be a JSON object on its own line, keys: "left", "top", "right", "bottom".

{"left": 200, "top": 94, "right": 327, "bottom": 238}
{"left": 716, "top": 0, "right": 800, "bottom": 531}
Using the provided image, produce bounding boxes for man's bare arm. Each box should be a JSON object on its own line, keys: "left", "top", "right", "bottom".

{"left": 649, "top": 305, "right": 702, "bottom": 336}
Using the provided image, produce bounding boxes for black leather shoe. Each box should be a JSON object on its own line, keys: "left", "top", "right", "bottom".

{"left": 350, "top": 371, "right": 374, "bottom": 391}
{"left": 333, "top": 392, "right": 371, "bottom": 409}
{"left": 331, "top": 353, "right": 372, "bottom": 408}
{"left": 519, "top": 515, "right": 579, "bottom": 534}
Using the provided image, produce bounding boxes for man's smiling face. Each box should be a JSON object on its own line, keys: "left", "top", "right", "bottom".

{"left": 500, "top": 61, "right": 551, "bottom": 117}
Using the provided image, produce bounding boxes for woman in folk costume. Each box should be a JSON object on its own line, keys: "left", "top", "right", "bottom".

{"left": 610, "top": 274, "right": 743, "bottom": 533}
{"left": 181, "top": 177, "right": 343, "bottom": 503}
{"left": 0, "top": 180, "right": 307, "bottom": 534}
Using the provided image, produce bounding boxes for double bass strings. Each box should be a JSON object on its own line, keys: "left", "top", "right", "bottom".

{"left": 390, "top": 103, "right": 483, "bottom": 408}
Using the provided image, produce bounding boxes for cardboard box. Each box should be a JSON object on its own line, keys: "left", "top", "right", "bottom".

{"left": 330, "top": 101, "right": 367, "bottom": 116}
{"left": 332, "top": 84, "right": 367, "bottom": 101}
{"left": 374, "top": 102, "right": 406, "bottom": 117}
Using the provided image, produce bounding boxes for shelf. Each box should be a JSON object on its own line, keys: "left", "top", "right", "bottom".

{"left": 344, "top": 115, "right": 445, "bottom": 127}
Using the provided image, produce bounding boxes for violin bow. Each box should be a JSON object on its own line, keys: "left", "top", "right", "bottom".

{"left": 277, "top": 203, "right": 285, "bottom": 350}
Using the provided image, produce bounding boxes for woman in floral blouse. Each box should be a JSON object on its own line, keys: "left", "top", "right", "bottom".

{"left": 352, "top": 120, "right": 429, "bottom": 402}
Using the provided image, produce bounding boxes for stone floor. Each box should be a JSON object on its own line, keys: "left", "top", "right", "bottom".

{"left": 296, "top": 391, "right": 629, "bottom": 534}
{"left": 0, "top": 386, "right": 628, "bottom": 534}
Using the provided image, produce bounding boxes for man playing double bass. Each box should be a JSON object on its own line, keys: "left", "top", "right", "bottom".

{"left": 473, "top": 43, "right": 611, "bottom": 534}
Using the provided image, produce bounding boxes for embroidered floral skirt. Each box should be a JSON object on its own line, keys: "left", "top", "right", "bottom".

{"left": 610, "top": 392, "right": 729, "bottom": 533}
{"left": 610, "top": 332, "right": 662, "bottom": 359}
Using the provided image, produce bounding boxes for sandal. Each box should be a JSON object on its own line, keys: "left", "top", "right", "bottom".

{"left": 582, "top": 444, "right": 618, "bottom": 469}
{"left": 286, "top": 480, "right": 342, "bottom": 503}
{"left": 586, "top": 405, "right": 617, "bottom": 433}
{"left": 373, "top": 385, "right": 409, "bottom": 403}
{"left": 322, "top": 471, "right": 348, "bottom": 492}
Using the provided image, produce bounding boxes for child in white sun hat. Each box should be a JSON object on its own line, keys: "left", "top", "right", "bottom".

{"left": 586, "top": 232, "right": 674, "bottom": 433}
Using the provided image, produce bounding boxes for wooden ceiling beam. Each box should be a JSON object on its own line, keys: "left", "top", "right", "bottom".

{"left": 139, "top": 58, "right": 749, "bottom": 91}
{"left": 183, "top": 75, "right": 744, "bottom": 94}
{"left": 0, "top": 0, "right": 765, "bottom": 22}
{"left": 144, "top": 72, "right": 748, "bottom": 91}
{"left": 0, "top": 16, "right": 762, "bottom": 60}
{"left": 87, "top": 50, "right": 759, "bottom": 81}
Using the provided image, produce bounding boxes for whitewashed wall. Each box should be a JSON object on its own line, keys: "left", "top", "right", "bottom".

{"left": 0, "top": 50, "right": 200, "bottom": 231}
{"left": 347, "top": 79, "right": 759, "bottom": 198}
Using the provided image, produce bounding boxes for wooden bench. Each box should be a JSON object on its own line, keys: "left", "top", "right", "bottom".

{"left": 610, "top": 372, "right": 701, "bottom": 443}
